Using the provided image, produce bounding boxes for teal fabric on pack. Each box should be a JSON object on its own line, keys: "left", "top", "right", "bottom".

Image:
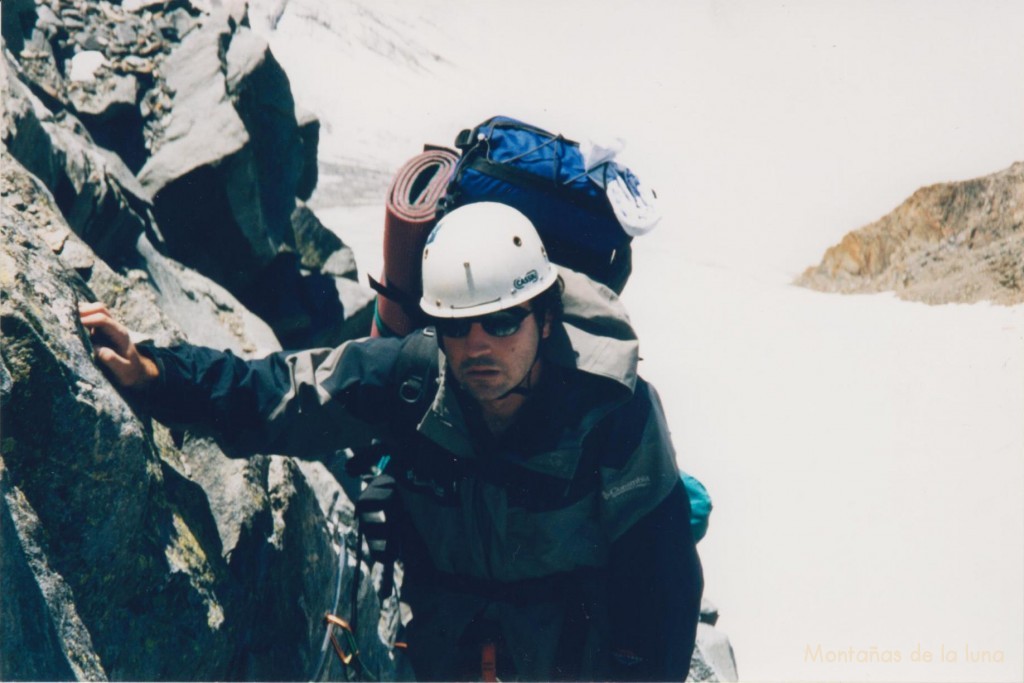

{"left": 681, "top": 472, "right": 712, "bottom": 542}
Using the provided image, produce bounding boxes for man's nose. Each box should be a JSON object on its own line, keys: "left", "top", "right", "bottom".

{"left": 465, "top": 322, "right": 492, "bottom": 354}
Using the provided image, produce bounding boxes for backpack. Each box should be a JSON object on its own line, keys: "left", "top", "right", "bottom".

{"left": 438, "top": 115, "right": 660, "bottom": 294}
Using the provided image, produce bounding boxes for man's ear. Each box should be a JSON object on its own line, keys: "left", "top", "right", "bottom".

{"left": 541, "top": 309, "right": 553, "bottom": 340}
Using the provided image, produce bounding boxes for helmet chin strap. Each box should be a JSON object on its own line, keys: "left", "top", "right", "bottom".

{"left": 496, "top": 356, "right": 538, "bottom": 399}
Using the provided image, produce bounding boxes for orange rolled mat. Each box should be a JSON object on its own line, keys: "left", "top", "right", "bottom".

{"left": 372, "top": 147, "right": 459, "bottom": 338}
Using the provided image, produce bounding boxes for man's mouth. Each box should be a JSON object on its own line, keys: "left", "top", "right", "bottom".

{"left": 461, "top": 360, "right": 500, "bottom": 372}
{"left": 460, "top": 361, "right": 502, "bottom": 381}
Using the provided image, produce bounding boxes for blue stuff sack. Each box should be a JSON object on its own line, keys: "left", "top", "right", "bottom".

{"left": 440, "top": 116, "right": 655, "bottom": 293}
{"left": 682, "top": 472, "right": 713, "bottom": 543}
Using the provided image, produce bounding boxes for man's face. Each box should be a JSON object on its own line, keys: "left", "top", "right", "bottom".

{"left": 440, "top": 305, "right": 551, "bottom": 403}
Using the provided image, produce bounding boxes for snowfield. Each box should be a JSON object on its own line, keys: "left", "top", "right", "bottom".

{"left": 250, "top": 1, "right": 1024, "bottom": 680}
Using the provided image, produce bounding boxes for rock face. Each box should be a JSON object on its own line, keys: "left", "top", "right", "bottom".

{"left": 797, "top": 162, "right": 1024, "bottom": 305}
{"left": 3, "top": 0, "right": 374, "bottom": 348}
{"left": 2, "top": 210, "right": 233, "bottom": 680}
{"left": 1, "top": 1, "right": 385, "bottom": 680}
{"left": 2, "top": 150, "right": 393, "bottom": 681}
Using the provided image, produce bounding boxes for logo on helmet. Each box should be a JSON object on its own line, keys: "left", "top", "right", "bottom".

{"left": 513, "top": 270, "right": 539, "bottom": 290}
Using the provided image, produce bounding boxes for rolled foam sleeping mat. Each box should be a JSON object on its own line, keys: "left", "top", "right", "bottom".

{"left": 372, "top": 147, "right": 459, "bottom": 337}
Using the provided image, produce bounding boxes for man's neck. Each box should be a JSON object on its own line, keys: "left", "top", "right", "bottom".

{"left": 478, "top": 393, "right": 528, "bottom": 435}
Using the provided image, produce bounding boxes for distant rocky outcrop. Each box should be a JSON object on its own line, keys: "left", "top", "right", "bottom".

{"left": 1, "top": 0, "right": 387, "bottom": 680}
{"left": 797, "top": 162, "right": 1024, "bottom": 305}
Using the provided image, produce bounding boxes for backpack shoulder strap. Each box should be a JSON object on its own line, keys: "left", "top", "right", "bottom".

{"left": 395, "top": 327, "right": 440, "bottom": 410}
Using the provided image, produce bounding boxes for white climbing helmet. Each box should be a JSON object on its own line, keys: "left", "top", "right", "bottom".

{"left": 420, "top": 202, "right": 558, "bottom": 318}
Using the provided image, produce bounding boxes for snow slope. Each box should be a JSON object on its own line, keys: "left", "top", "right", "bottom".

{"left": 249, "top": 1, "right": 1024, "bottom": 680}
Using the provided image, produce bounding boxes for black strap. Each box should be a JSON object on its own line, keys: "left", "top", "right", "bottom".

{"left": 423, "top": 143, "right": 458, "bottom": 155}
{"left": 368, "top": 274, "right": 414, "bottom": 306}
{"left": 394, "top": 328, "right": 439, "bottom": 409}
{"left": 368, "top": 274, "right": 429, "bottom": 328}
{"left": 454, "top": 127, "right": 476, "bottom": 151}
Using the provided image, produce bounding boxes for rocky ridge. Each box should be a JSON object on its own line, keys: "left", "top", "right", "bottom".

{"left": 2, "top": 1, "right": 390, "bottom": 680}
{"left": 797, "top": 162, "right": 1024, "bottom": 305}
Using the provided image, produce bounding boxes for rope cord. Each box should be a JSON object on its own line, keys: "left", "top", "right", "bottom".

{"left": 309, "top": 522, "right": 349, "bottom": 682}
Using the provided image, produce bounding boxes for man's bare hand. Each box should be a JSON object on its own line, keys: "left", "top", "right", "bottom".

{"left": 78, "top": 302, "right": 160, "bottom": 388}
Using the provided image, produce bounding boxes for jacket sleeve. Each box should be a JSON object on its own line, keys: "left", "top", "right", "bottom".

{"left": 136, "top": 336, "right": 409, "bottom": 459}
{"left": 598, "top": 380, "right": 704, "bottom": 681}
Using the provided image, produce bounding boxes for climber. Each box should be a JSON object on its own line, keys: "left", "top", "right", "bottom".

{"left": 79, "top": 201, "right": 703, "bottom": 681}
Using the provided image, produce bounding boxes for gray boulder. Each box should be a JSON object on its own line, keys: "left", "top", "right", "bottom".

{"left": 332, "top": 276, "right": 377, "bottom": 345}
{"left": 683, "top": 599, "right": 739, "bottom": 681}
{"left": 68, "top": 72, "right": 138, "bottom": 117}
{"left": 2, "top": 49, "right": 153, "bottom": 265}
{"left": 285, "top": 202, "right": 376, "bottom": 346}
{"left": 134, "top": 232, "right": 281, "bottom": 356}
{"left": 292, "top": 200, "right": 354, "bottom": 276}
{"left": 1, "top": 0, "right": 37, "bottom": 56}
{"left": 2, "top": 48, "right": 64, "bottom": 198}
{"left": 296, "top": 106, "right": 320, "bottom": 201}
{"left": 67, "top": 69, "right": 147, "bottom": 173}
{"left": 137, "top": 12, "right": 300, "bottom": 293}
{"left": 1, "top": 462, "right": 107, "bottom": 682}
{"left": 687, "top": 623, "right": 739, "bottom": 682}
{"left": 132, "top": 12, "right": 372, "bottom": 346}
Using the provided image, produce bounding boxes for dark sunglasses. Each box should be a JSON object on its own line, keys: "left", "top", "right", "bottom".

{"left": 432, "top": 307, "right": 533, "bottom": 338}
